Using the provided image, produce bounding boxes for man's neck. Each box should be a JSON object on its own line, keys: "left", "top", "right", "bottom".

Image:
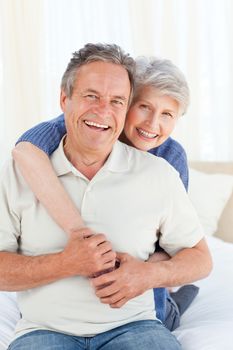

{"left": 63, "top": 141, "right": 111, "bottom": 180}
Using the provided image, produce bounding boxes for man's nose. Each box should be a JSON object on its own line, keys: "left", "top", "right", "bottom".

{"left": 93, "top": 99, "right": 111, "bottom": 117}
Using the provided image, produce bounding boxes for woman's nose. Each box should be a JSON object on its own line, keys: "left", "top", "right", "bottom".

{"left": 145, "top": 114, "right": 160, "bottom": 131}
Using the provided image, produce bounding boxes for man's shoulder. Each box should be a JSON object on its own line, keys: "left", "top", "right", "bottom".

{"left": 117, "top": 141, "right": 176, "bottom": 174}
{"left": 0, "top": 157, "right": 18, "bottom": 178}
{"left": 0, "top": 157, "right": 28, "bottom": 191}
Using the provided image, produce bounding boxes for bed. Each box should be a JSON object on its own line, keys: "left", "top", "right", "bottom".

{"left": 1, "top": 162, "right": 233, "bottom": 350}
{"left": 175, "top": 162, "right": 233, "bottom": 349}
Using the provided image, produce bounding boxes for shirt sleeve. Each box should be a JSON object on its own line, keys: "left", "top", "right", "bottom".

{"left": 159, "top": 168, "right": 203, "bottom": 256}
{"left": 0, "top": 161, "right": 21, "bottom": 252}
{"left": 16, "top": 114, "right": 66, "bottom": 156}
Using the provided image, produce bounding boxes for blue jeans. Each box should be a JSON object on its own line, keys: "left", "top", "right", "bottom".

{"left": 9, "top": 320, "right": 181, "bottom": 350}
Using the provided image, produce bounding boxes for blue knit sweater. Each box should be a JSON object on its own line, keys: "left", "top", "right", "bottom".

{"left": 17, "top": 114, "right": 189, "bottom": 322}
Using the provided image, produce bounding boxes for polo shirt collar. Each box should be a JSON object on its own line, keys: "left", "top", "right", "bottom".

{"left": 51, "top": 138, "right": 129, "bottom": 177}
{"left": 51, "top": 136, "right": 72, "bottom": 177}
{"left": 102, "top": 141, "right": 129, "bottom": 173}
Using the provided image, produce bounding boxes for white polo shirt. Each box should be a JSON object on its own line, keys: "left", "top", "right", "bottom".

{"left": 0, "top": 140, "right": 203, "bottom": 339}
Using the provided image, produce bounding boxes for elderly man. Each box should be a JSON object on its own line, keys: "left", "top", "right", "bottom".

{"left": 0, "top": 43, "right": 212, "bottom": 350}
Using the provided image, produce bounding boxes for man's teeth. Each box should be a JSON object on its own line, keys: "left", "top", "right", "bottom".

{"left": 137, "top": 128, "right": 157, "bottom": 139}
{"left": 85, "top": 120, "right": 109, "bottom": 129}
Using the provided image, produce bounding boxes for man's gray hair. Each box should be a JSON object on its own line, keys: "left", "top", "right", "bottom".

{"left": 61, "top": 43, "right": 135, "bottom": 103}
{"left": 134, "top": 57, "right": 190, "bottom": 115}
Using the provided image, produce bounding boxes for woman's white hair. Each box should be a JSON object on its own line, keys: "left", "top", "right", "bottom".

{"left": 134, "top": 57, "right": 190, "bottom": 115}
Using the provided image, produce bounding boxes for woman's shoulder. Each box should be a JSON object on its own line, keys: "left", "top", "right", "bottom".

{"left": 151, "top": 137, "right": 186, "bottom": 156}
{"left": 149, "top": 137, "right": 187, "bottom": 163}
{"left": 148, "top": 137, "right": 189, "bottom": 190}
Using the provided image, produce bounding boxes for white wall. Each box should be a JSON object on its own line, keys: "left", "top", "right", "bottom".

{"left": 1, "top": 0, "right": 233, "bottom": 168}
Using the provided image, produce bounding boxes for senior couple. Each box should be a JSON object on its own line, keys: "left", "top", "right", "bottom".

{"left": 0, "top": 43, "right": 212, "bottom": 350}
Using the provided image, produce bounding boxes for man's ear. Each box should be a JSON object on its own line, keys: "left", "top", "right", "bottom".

{"left": 60, "top": 90, "right": 67, "bottom": 111}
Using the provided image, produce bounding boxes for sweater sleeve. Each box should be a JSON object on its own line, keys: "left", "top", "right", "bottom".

{"left": 149, "top": 138, "right": 189, "bottom": 191}
{"left": 172, "top": 148, "right": 189, "bottom": 191}
{"left": 16, "top": 114, "right": 66, "bottom": 156}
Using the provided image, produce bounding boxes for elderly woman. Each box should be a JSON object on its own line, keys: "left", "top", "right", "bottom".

{"left": 13, "top": 56, "right": 198, "bottom": 331}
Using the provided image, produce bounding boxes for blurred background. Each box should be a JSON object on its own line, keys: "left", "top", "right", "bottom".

{"left": 0, "top": 0, "right": 233, "bottom": 167}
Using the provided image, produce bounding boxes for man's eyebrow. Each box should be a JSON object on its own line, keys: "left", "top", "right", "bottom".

{"left": 81, "top": 89, "right": 99, "bottom": 94}
{"left": 81, "top": 89, "right": 127, "bottom": 101}
{"left": 112, "top": 95, "right": 127, "bottom": 101}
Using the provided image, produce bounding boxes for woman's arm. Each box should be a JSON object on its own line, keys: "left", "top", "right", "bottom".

{"left": 13, "top": 115, "right": 85, "bottom": 234}
{"left": 13, "top": 142, "right": 85, "bottom": 234}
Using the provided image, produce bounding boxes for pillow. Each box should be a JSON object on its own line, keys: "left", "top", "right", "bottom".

{"left": 0, "top": 292, "right": 20, "bottom": 349}
{"left": 188, "top": 168, "right": 233, "bottom": 236}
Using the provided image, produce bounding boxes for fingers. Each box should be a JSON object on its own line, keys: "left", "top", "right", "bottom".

{"left": 91, "top": 254, "right": 148, "bottom": 308}
{"left": 95, "top": 283, "right": 128, "bottom": 308}
{"left": 98, "top": 241, "right": 115, "bottom": 256}
{"left": 91, "top": 270, "right": 115, "bottom": 287}
{"left": 70, "top": 229, "right": 114, "bottom": 254}
{"left": 70, "top": 227, "right": 94, "bottom": 240}
{"left": 95, "top": 281, "right": 118, "bottom": 296}
{"left": 88, "top": 237, "right": 116, "bottom": 267}
{"left": 100, "top": 291, "right": 123, "bottom": 305}
{"left": 115, "top": 252, "right": 129, "bottom": 262}
{"left": 86, "top": 234, "right": 112, "bottom": 250}
{"left": 101, "top": 250, "right": 116, "bottom": 264}
{"left": 110, "top": 297, "right": 127, "bottom": 308}
{"left": 63, "top": 227, "right": 117, "bottom": 277}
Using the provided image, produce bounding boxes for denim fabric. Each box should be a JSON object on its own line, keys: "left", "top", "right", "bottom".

{"left": 9, "top": 320, "right": 181, "bottom": 350}
{"left": 164, "top": 294, "right": 180, "bottom": 331}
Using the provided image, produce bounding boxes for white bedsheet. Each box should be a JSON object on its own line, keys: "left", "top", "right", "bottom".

{"left": 0, "top": 292, "right": 20, "bottom": 350}
{"left": 174, "top": 236, "right": 233, "bottom": 349}
{"left": 1, "top": 236, "right": 233, "bottom": 349}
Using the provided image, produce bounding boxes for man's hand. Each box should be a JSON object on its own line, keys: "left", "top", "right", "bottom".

{"left": 61, "top": 227, "right": 116, "bottom": 278}
{"left": 91, "top": 252, "right": 152, "bottom": 308}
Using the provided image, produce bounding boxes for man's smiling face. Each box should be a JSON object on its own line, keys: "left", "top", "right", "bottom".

{"left": 60, "top": 61, "right": 131, "bottom": 159}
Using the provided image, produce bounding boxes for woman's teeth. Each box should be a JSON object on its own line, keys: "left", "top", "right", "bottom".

{"left": 137, "top": 128, "right": 157, "bottom": 139}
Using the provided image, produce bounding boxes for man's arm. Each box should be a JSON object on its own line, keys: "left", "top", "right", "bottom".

{"left": 0, "top": 229, "right": 116, "bottom": 291}
{"left": 147, "top": 250, "right": 170, "bottom": 263}
{"left": 91, "top": 238, "right": 212, "bottom": 308}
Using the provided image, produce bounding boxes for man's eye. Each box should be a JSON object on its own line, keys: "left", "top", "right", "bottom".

{"left": 86, "top": 94, "right": 98, "bottom": 100}
{"left": 112, "top": 100, "right": 124, "bottom": 106}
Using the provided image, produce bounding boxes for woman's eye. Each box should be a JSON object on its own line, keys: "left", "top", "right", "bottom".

{"left": 162, "top": 112, "right": 173, "bottom": 119}
{"left": 140, "top": 104, "right": 150, "bottom": 110}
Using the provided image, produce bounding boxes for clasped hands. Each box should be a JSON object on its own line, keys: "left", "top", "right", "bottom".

{"left": 62, "top": 227, "right": 152, "bottom": 308}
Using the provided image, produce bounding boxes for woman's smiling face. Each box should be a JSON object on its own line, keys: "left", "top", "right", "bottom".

{"left": 123, "top": 86, "right": 180, "bottom": 151}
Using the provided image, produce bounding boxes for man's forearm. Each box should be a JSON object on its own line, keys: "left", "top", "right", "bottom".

{"left": 92, "top": 238, "right": 212, "bottom": 308}
{"left": 146, "top": 238, "right": 213, "bottom": 289}
{"left": 0, "top": 230, "right": 117, "bottom": 292}
{"left": 0, "top": 251, "right": 66, "bottom": 291}
{"left": 147, "top": 250, "right": 170, "bottom": 263}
